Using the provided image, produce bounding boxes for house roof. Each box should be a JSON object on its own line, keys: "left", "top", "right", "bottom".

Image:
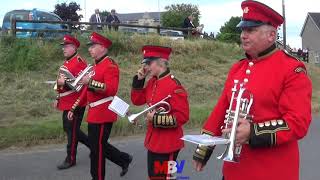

{"left": 309, "top": 13, "right": 320, "bottom": 29}
{"left": 300, "top": 12, "right": 320, "bottom": 36}
{"left": 117, "top": 12, "right": 163, "bottom": 22}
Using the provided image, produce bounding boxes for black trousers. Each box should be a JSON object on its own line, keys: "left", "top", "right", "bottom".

{"left": 62, "top": 107, "right": 89, "bottom": 163}
{"left": 108, "top": 25, "right": 119, "bottom": 31}
{"left": 147, "top": 150, "right": 180, "bottom": 180}
{"left": 88, "top": 122, "right": 131, "bottom": 180}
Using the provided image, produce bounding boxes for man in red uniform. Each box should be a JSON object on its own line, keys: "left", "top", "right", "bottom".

{"left": 68, "top": 32, "right": 132, "bottom": 180}
{"left": 192, "top": 1, "right": 312, "bottom": 180}
{"left": 131, "top": 45, "right": 189, "bottom": 180}
{"left": 54, "top": 34, "right": 90, "bottom": 170}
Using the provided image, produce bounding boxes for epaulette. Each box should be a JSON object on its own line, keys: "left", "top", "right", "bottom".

{"left": 108, "top": 57, "right": 117, "bottom": 65}
{"left": 282, "top": 50, "right": 307, "bottom": 74}
{"left": 77, "top": 56, "right": 83, "bottom": 62}
{"left": 283, "top": 50, "right": 301, "bottom": 61}
{"left": 170, "top": 75, "right": 181, "bottom": 85}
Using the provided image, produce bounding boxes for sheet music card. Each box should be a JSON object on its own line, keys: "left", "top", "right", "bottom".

{"left": 108, "top": 96, "right": 130, "bottom": 117}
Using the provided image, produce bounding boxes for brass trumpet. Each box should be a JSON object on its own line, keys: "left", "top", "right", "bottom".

{"left": 128, "top": 95, "right": 172, "bottom": 123}
{"left": 217, "top": 79, "right": 253, "bottom": 163}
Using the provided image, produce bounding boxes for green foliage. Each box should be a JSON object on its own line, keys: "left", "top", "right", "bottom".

{"left": 0, "top": 37, "right": 62, "bottom": 72}
{"left": 100, "top": 10, "right": 110, "bottom": 18}
{"left": 161, "top": 3, "right": 200, "bottom": 27}
{"left": 216, "top": 16, "right": 242, "bottom": 44}
{"left": 54, "top": 2, "right": 82, "bottom": 29}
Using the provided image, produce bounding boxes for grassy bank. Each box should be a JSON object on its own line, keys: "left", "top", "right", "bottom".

{"left": 0, "top": 31, "right": 318, "bottom": 149}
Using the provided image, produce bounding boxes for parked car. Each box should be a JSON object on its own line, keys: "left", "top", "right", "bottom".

{"left": 119, "top": 27, "right": 149, "bottom": 34}
{"left": 2, "top": 9, "right": 66, "bottom": 38}
{"left": 160, "top": 30, "right": 184, "bottom": 40}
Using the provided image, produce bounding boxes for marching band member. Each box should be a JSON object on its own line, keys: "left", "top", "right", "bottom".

{"left": 192, "top": 1, "right": 312, "bottom": 180}
{"left": 131, "top": 45, "right": 189, "bottom": 180}
{"left": 68, "top": 32, "right": 132, "bottom": 180}
{"left": 54, "top": 34, "right": 90, "bottom": 170}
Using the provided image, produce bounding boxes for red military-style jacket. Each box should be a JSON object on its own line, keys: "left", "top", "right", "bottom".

{"left": 72, "top": 55, "right": 119, "bottom": 124}
{"left": 195, "top": 44, "right": 312, "bottom": 180}
{"left": 131, "top": 69, "right": 189, "bottom": 153}
{"left": 57, "top": 53, "right": 87, "bottom": 110}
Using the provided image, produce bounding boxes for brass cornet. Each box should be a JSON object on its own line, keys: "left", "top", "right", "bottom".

{"left": 53, "top": 66, "right": 76, "bottom": 90}
{"left": 217, "top": 79, "right": 253, "bottom": 163}
{"left": 70, "top": 65, "right": 94, "bottom": 92}
{"left": 52, "top": 65, "right": 94, "bottom": 92}
{"left": 128, "top": 95, "right": 172, "bottom": 123}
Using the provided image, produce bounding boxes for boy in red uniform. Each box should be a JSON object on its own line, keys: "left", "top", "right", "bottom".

{"left": 68, "top": 32, "right": 132, "bottom": 180}
{"left": 131, "top": 45, "right": 189, "bottom": 179}
{"left": 192, "top": 1, "right": 312, "bottom": 180}
{"left": 54, "top": 34, "right": 90, "bottom": 170}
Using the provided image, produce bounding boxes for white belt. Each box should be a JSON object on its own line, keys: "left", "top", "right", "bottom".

{"left": 89, "top": 97, "right": 114, "bottom": 108}
{"left": 59, "top": 90, "right": 76, "bottom": 98}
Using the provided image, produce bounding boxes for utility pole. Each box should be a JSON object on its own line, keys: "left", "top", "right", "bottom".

{"left": 84, "top": 0, "right": 87, "bottom": 22}
{"left": 158, "top": 0, "right": 161, "bottom": 25}
{"left": 282, "top": 0, "right": 287, "bottom": 50}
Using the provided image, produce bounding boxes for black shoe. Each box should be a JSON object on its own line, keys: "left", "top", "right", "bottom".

{"left": 120, "top": 155, "right": 133, "bottom": 177}
{"left": 57, "top": 161, "right": 76, "bottom": 170}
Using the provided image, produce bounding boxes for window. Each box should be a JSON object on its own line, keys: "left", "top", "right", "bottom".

{"left": 3, "top": 11, "right": 29, "bottom": 22}
{"left": 315, "top": 51, "right": 320, "bottom": 64}
{"left": 36, "top": 12, "right": 61, "bottom": 21}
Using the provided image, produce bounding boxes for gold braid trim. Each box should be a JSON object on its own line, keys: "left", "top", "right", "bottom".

{"left": 71, "top": 98, "right": 80, "bottom": 112}
{"left": 193, "top": 130, "right": 214, "bottom": 165}
{"left": 250, "top": 119, "right": 289, "bottom": 148}
{"left": 152, "top": 114, "right": 177, "bottom": 128}
{"left": 88, "top": 79, "right": 106, "bottom": 92}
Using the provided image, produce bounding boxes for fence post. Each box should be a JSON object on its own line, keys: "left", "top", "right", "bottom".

{"left": 188, "top": 28, "right": 192, "bottom": 38}
{"left": 67, "top": 19, "right": 72, "bottom": 33}
{"left": 156, "top": 25, "right": 161, "bottom": 34}
{"left": 11, "top": 18, "right": 16, "bottom": 37}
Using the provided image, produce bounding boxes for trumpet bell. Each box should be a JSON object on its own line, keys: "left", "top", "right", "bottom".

{"left": 217, "top": 143, "right": 240, "bottom": 163}
{"left": 128, "top": 114, "right": 139, "bottom": 123}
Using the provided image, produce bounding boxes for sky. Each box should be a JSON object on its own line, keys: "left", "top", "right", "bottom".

{"left": 0, "top": 0, "right": 319, "bottom": 48}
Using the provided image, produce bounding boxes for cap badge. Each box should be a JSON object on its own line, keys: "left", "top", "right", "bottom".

{"left": 243, "top": 7, "right": 249, "bottom": 14}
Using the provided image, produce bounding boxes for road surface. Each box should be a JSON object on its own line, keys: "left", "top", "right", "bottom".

{"left": 0, "top": 119, "right": 319, "bottom": 180}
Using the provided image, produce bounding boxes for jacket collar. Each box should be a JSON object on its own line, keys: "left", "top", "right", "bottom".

{"left": 95, "top": 53, "right": 108, "bottom": 64}
{"left": 245, "top": 43, "right": 278, "bottom": 60}
{"left": 157, "top": 68, "right": 171, "bottom": 80}
{"left": 65, "top": 52, "right": 78, "bottom": 61}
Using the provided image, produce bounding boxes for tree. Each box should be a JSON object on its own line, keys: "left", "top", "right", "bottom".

{"left": 216, "top": 16, "right": 242, "bottom": 44}
{"left": 100, "top": 10, "right": 110, "bottom": 18}
{"left": 161, "top": 4, "right": 200, "bottom": 28}
{"left": 54, "top": 2, "right": 83, "bottom": 29}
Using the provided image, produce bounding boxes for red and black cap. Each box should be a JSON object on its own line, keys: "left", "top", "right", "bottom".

{"left": 87, "top": 32, "right": 112, "bottom": 48}
{"left": 141, "top": 45, "right": 172, "bottom": 64}
{"left": 60, "top": 34, "right": 80, "bottom": 48}
{"left": 237, "top": 1, "right": 284, "bottom": 28}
